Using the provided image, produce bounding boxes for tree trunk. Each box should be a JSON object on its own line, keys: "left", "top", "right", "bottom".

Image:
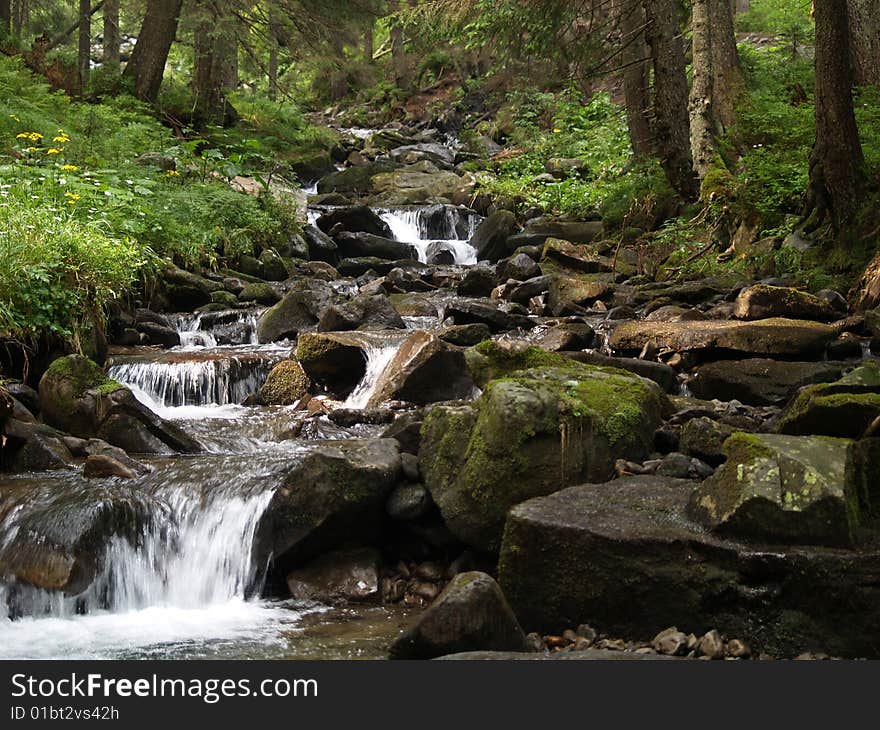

{"left": 711, "top": 0, "right": 743, "bottom": 131}
{"left": 847, "top": 0, "right": 880, "bottom": 86}
{"left": 733, "top": 0, "right": 749, "bottom": 14}
{"left": 11, "top": 0, "right": 26, "bottom": 37}
{"left": 805, "top": 0, "right": 865, "bottom": 232}
{"left": 619, "top": 0, "right": 652, "bottom": 155}
{"left": 78, "top": 0, "right": 90, "bottom": 91}
{"left": 268, "top": 5, "right": 280, "bottom": 100}
{"left": 390, "top": 2, "right": 411, "bottom": 90}
{"left": 103, "top": 0, "right": 120, "bottom": 71}
{"left": 122, "top": 0, "right": 183, "bottom": 104}
{"left": 192, "top": 2, "right": 238, "bottom": 127}
{"left": 364, "top": 17, "right": 374, "bottom": 62}
{"left": 643, "top": 0, "right": 699, "bottom": 200}
{"left": 689, "top": 0, "right": 718, "bottom": 179}
{"left": 0, "top": 1, "right": 10, "bottom": 37}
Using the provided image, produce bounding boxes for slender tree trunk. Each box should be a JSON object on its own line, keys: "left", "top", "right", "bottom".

{"left": 805, "top": 0, "right": 865, "bottom": 232}
{"left": 619, "top": 0, "right": 652, "bottom": 155}
{"left": 644, "top": 0, "right": 699, "bottom": 200}
{"left": 711, "top": 0, "right": 743, "bottom": 131}
{"left": 390, "top": 1, "right": 411, "bottom": 90}
{"left": 193, "top": 1, "right": 238, "bottom": 126}
{"left": 733, "top": 0, "right": 749, "bottom": 14}
{"left": 364, "top": 16, "right": 374, "bottom": 62}
{"left": 0, "top": 1, "right": 10, "bottom": 37}
{"left": 689, "top": 0, "right": 718, "bottom": 179}
{"left": 103, "top": 0, "right": 120, "bottom": 71}
{"left": 122, "top": 0, "right": 183, "bottom": 103}
{"left": 847, "top": 0, "right": 880, "bottom": 86}
{"left": 268, "top": 5, "right": 280, "bottom": 100}
{"left": 78, "top": 0, "right": 91, "bottom": 91}
{"left": 12, "top": 0, "right": 26, "bottom": 37}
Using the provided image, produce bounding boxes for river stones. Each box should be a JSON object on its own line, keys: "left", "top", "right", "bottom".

{"left": 690, "top": 359, "right": 845, "bottom": 405}
{"left": 498, "top": 252, "right": 541, "bottom": 282}
{"left": 256, "top": 279, "right": 336, "bottom": 343}
{"left": 536, "top": 322, "right": 595, "bottom": 352}
{"left": 302, "top": 225, "right": 340, "bottom": 264}
{"left": 441, "top": 301, "right": 534, "bottom": 333}
{"left": 419, "top": 360, "right": 666, "bottom": 551}
{"left": 238, "top": 282, "right": 281, "bottom": 306}
{"left": 471, "top": 210, "right": 518, "bottom": 262}
{"left": 38, "top": 355, "right": 201, "bottom": 455}
{"left": 257, "top": 438, "right": 402, "bottom": 571}
{"left": 775, "top": 362, "right": 880, "bottom": 438}
{"left": 318, "top": 293, "right": 406, "bottom": 332}
{"left": 733, "top": 284, "right": 840, "bottom": 322}
{"left": 3, "top": 419, "right": 75, "bottom": 472}
{"left": 506, "top": 218, "right": 604, "bottom": 249}
{"left": 369, "top": 164, "right": 473, "bottom": 206}
{"left": 316, "top": 161, "right": 399, "bottom": 195}
{"left": 334, "top": 232, "right": 415, "bottom": 261}
{"left": 547, "top": 275, "right": 611, "bottom": 315}
{"left": 610, "top": 318, "right": 836, "bottom": 358}
{"left": 389, "top": 572, "right": 529, "bottom": 659}
{"left": 542, "top": 239, "right": 613, "bottom": 274}
{"left": 498, "top": 475, "right": 880, "bottom": 658}
{"left": 162, "top": 266, "right": 223, "bottom": 311}
{"left": 259, "top": 360, "right": 311, "bottom": 406}
{"left": 286, "top": 546, "right": 381, "bottom": 604}
{"left": 457, "top": 266, "right": 497, "bottom": 297}
{"left": 295, "top": 331, "right": 371, "bottom": 396}
{"left": 688, "top": 433, "right": 857, "bottom": 547}
{"left": 678, "top": 417, "right": 737, "bottom": 466}
{"left": 364, "top": 331, "right": 475, "bottom": 407}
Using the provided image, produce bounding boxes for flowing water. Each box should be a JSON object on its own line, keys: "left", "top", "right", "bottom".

{"left": 0, "top": 143, "right": 485, "bottom": 659}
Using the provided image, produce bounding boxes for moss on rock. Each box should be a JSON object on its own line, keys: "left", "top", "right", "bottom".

{"left": 260, "top": 359, "right": 311, "bottom": 406}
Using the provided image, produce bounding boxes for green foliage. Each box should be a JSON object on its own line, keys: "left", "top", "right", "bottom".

{"left": 737, "top": 0, "right": 814, "bottom": 55}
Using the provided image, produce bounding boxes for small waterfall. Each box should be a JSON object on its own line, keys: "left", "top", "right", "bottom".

{"left": 379, "top": 206, "right": 481, "bottom": 265}
{"left": 170, "top": 310, "right": 260, "bottom": 349}
{"left": 109, "top": 354, "right": 276, "bottom": 410}
{"left": 344, "top": 342, "right": 404, "bottom": 409}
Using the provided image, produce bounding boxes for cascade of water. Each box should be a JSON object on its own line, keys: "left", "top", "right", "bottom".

{"left": 109, "top": 355, "right": 275, "bottom": 410}
{"left": 344, "top": 342, "right": 404, "bottom": 410}
{"left": 169, "top": 310, "right": 260, "bottom": 350}
{"left": 378, "top": 207, "right": 482, "bottom": 265}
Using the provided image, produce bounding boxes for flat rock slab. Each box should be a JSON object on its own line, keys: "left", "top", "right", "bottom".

{"left": 610, "top": 318, "right": 835, "bottom": 358}
{"left": 499, "top": 475, "right": 880, "bottom": 658}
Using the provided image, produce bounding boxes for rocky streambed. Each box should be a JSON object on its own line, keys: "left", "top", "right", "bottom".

{"left": 2, "top": 123, "right": 880, "bottom": 660}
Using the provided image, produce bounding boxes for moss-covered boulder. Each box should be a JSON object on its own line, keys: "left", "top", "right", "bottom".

{"left": 295, "top": 331, "right": 372, "bottom": 397}
{"left": 238, "top": 282, "right": 282, "bottom": 306}
{"left": 316, "top": 161, "right": 398, "bottom": 195}
{"left": 498, "top": 475, "right": 880, "bottom": 658}
{"left": 733, "top": 284, "right": 839, "bottom": 323}
{"left": 610, "top": 318, "right": 835, "bottom": 359}
{"left": 775, "top": 362, "right": 880, "bottom": 438}
{"left": 256, "top": 280, "right": 336, "bottom": 343}
{"left": 259, "top": 360, "right": 311, "bottom": 406}
{"left": 688, "top": 433, "right": 857, "bottom": 547}
{"left": 419, "top": 362, "right": 666, "bottom": 551}
{"left": 38, "top": 355, "right": 200, "bottom": 455}
{"left": 542, "top": 239, "right": 612, "bottom": 274}
{"left": 464, "top": 340, "right": 574, "bottom": 388}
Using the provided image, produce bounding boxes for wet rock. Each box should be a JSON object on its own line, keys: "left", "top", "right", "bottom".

{"left": 386, "top": 482, "right": 433, "bottom": 521}
{"left": 656, "top": 452, "right": 713, "bottom": 479}
{"left": 566, "top": 351, "right": 677, "bottom": 393}
{"left": 438, "top": 323, "right": 492, "bottom": 347}
{"left": 498, "top": 475, "right": 880, "bottom": 657}
{"left": 679, "top": 417, "right": 737, "bottom": 466}
{"left": 542, "top": 239, "right": 612, "bottom": 274}
{"left": 210, "top": 290, "right": 239, "bottom": 307}
{"left": 547, "top": 276, "right": 611, "bottom": 315}
{"left": 537, "top": 323, "right": 595, "bottom": 352}
{"left": 337, "top": 257, "right": 399, "bottom": 277}
{"left": 83, "top": 454, "right": 137, "bottom": 480}
{"left": 256, "top": 280, "right": 336, "bottom": 343}
{"left": 389, "top": 572, "right": 529, "bottom": 659}
{"left": 499, "top": 253, "right": 540, "bottom": 282}
{"left": 401, "top": 452, "right": 420, "bottom": 481}
{"left": 388, "top": 142, "right": 456, "bottom": 168}
{"left": 318, "top": 293, "right": 406, "bottom": 332}
{"left": 296, "top": 331, "right": 370, "bottom": 397}
{"left": 381, "top": 411, "right": 423, "bottom": 455}
{"left": 508, "top": 275, "right": 554, "bottom": 305}
{"left": 366, "top": 331, "right": 475, "bottom": 407}
{"left": 775, "top": 362, "right": 880, "bottom": 438}
{"left": 3, "top": 420, "right": 74, "bottom": 472}
{"left": 610, "top": 318, "right": 835, "bottom": 359}
{"left": 135, "top": 321, "right": 180, "bottom": 348}
{"left": 828, "top": 332, "right": 864, "bottom": 359}
{"left": 260, "top": 360, "right": 311, "bottom": 406}
{"left": 507, "top": 219, "right": 603, "bottom": 250}
{"left": 335, "top": 231, "right": 415, "bottom": 261}
{"left": 302, "top": 225, "right": 340, "bottom": 264}
{"left": 425, "top": 241, "right": 455, "bottom": 265}
{"left": 327, "top": 408, "right": 396, "bottom": 427}
{"left": 420, "top": 359, "right": 666, "bottom": 550}
{"left": 689, "top": 433, "right": 856, "bottom": 547}
{"left": 370, "top": 164, "right": 473, "bottom": 206}
{"left": 316, "top": 161, "right": 398, "bottom": 195}
{"left": 471, "top": 211, "right": 518, "bottom": 262}
{"left": 258, "top": 438, "right": 402, "bottom": 570}
{"left": 6, "top": 383, "right": 39, "bottom": 416}
{"left": 238, "top": 282, "right": 282, "bottom": 306}
{"left": 162, "top": 266, "right": 222, "bottom": 310}
{"left": 845, "top": 438, "right": 880, "bottom": 519}
{"left": 442, "top": 301, "right": 534, "bottom": 334}
{"left": 286, "top": 546, "right": 380, "bottom": 604}
{"left": 691, "top": 359, "right": 845, "bottom": 406}
{"left": 733, "top": 284, "right": 838, "bottom": 323}
{"left": 39, "top": 355, "right": 200, "bottom": 455}
{"left": 457, "top": 266, "right": 497, "bottom": 297}
{"left": 697, "top": 630, "right": 725, "bottom": 659}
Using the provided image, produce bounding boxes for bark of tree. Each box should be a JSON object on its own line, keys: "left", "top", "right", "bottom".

{"left": 805, "top": 0, "right": 865, "bottom": 232}
{"left": 364, "top": 17, "right": 374, "bottom": 63}
{"left": 711, "top": 0, "right": 743, "bottom": 131}
{"left": 847, "top": 0, "right": 880, "bottom": 86}
{"left": 689, "top": 0, "right": 718, "bottom": 179}
{"left": 193, "top": 1, "right": 238, "bottom": 127}
{"left": 0, "top": 1, "right": 10, "bottom": 36}
{"left": 78, "top": 0, "right": 90, "bottom": 91}
{"left": 390, "top": 1, "right": 411, "bottom": 90}
{"left": 733, "top": 0, "right": 749, "bottom": 14}
{"left": 11, "top": 0, "right": 26, "bottom": 37}
{"left": 122, "top": 0, "right": 183, "bottom": 104}
{"left": 268, "top": 5, "right": 280, "bottom": 100}
{"left": 103, "top": 0, "right": 120, "bottom": 70}
{"left": 643, "top": 0, "right": 699, "bottom": 200}
{"left": 618, "top": 0, "right": 652, "bottom": 155}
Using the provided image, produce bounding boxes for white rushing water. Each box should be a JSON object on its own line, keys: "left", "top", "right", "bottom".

{"left": 379, "top": 207, "right": 480, "bottom": 265}
{"left": 344, "top": 342, "right": 404, "bottom": 410}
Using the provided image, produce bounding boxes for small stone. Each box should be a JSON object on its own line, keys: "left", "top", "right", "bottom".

{"left": 410, "top": 581, "right": 440, "bottom": 602}
{"left": 727, "top": 639, "right": 751, "bottom": 659}
{"left": 82, "top": 454, "right": 136, "bottom": 480}
{"left": 686, "top": 633, "right": 699, "bottom": 651}
{"left": 602, "top": 639, "right": 626, "bottom": 651}
{"left": 545, "top": 635, "right": 569, "bottom": 649}
{"left": 697, "top": 629, "right": 725, "bottom": 659}
{"left": 576, "top": 624, "right": 598, "bottom": 643}
{"left": 652, "top": 627, "right": 689, "bottom": 656}
{"left": 634, "top": 646, "right": 656, "bottom": 655}
{"left": 573, "top": 637, "right": 593, "bottom": 651}
{"left": 562, "top": 629, "right": 579, "bottom": 644}
{"left": 525, "top": 632, "right": 545, "bottom": 652}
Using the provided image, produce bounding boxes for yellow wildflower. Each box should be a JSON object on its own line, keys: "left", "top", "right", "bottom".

{"left": 53, "top": 135, "right": 71, "bottom": 144}
{"left": 16, "top": 131, "right": 43, "bottom": 142}
{"left": 47, "top": 148, "right": 63, "bottom": 155}
{"left": 9, "top": 114, "right": 20, "bottom": 122}
{"left": 60, "top": 164, "right": 79, "bottom": 172}
{"left": 553, "top": 128, "right": 562, "bottom": 134}
{"left": 166, "top": 169, "right": 180, "bottom": 177}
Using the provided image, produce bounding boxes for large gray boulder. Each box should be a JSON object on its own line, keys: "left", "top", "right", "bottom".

{"left": 690, "top": 359, "right": 845, "bottom": 405}
{"left": 256, "top": 280, "right": 337, "bottom": 343}
{"left": 471, "top": 211, "right": 518, "bottom": 262}
{"left": 733, "top": 284, "right": 839, "bottom": 322}
{"left": 316, "top": 205, "right": 394, "bottom": 239}
{"left": 389, "top": 572, "right": 529, "bottom": 659}
{"left": 498, "top": 475, "right": 880, "bottom": 658}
